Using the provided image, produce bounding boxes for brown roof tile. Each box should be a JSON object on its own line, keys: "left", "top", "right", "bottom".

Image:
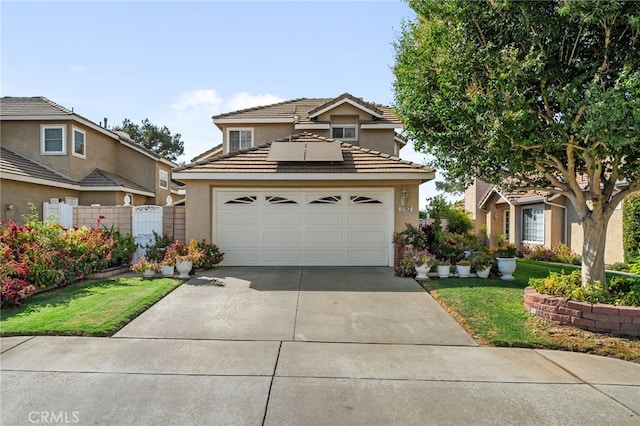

{"left": 0, "top": 146, "right": 76, "bottom": 185}
{"left": 211, "top": 93, "right": 400, "bottom": 125}
{"left": 0, "top": 96, "right": 73, "bottom": 116}
{"left": 175, "top": 133, "right": 433, "bottom": 176}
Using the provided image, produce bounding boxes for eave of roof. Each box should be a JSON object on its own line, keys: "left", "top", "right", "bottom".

{"left": 308, "top": 93, "right": 383, "bottom": 119}
{"left": 173, "top": 132, "right": 434, "bottom": 182}
{"left": 1, "top": 97, "right": 177, "bottom": 167}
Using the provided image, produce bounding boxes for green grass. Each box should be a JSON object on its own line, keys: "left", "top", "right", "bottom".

{"left": 0, "top": 277, "right": 181, "bottom": 336}
{"left": 421, "top": 259, "right": 640, "bottom": 362}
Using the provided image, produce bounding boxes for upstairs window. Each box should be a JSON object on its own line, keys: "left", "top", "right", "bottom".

{"left": 331, "top": 125, "right": 357, "bottom": 141}
{"left": 159, "top": 170, "right": 169, "bottom": 189}
{"left": 72, "top": 127, "right": 86, "bottom": 158}
{"left": 228, "top": 129, "right": 253, "bottom": 152}
{"left": 41, "top": 125, "right": 66, "bottom": 154}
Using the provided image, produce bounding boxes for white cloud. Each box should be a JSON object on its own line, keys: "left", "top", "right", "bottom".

{"left": 225, "top": 92, "right": 283, "bottom": 111}
{"left": 171, "top": 89, "right": 223, "bottom": 112}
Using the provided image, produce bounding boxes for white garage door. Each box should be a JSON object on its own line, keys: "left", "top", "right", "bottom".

{"left": 215, "top": 189, "right": 393, "bottom": 266}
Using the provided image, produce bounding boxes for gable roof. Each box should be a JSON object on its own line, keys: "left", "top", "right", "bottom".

{"left": 0, "top": 147, "right": 154, "bottom": 196}
{"left": 0, "top": 146, "right": 77, "bottom": 188}
{"left": 308, "top": 93, "right": 383, "bottom": 119}
{"left": 211, "top": 93, "right": 401, "bottom": 128}
{"left": 1, "top": 97, "right": 177, "bottom": 167}
{"left": 173, "top": 132, "right": 434, "bottom": 182}
{"left": 79, "top": 169, "right": 154, "bottom": 195}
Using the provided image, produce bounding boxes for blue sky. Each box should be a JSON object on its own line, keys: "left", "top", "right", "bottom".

{"left": 2, "top": 1, "right": 443, "bottom": 207}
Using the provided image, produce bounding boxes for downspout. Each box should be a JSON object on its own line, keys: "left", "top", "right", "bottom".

{"left": 544, "top": 200, "right": 567, "bottom": 245}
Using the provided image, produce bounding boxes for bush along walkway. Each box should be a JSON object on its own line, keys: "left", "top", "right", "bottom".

{"left": 418, "top": 260, "right": 640, "bottom": 363}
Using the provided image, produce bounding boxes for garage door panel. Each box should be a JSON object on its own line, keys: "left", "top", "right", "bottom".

{"left": 305, "top": 230, "right": 343, "bottom": 245}
{"left": 219, "top": 230, "right": 259, "bottom": 246}
{"left": 348, "top": 250, "right": 387, "bottom": 264}
{"left": 347, "top": 230, "right": 386, "bottom": 245}
{"left": 347, "top": 211, "right": 387, "bottom": 226}
{"left": 304, "top": 250, "right": 345, "bottom": 264}
{"left": 224, "top": 250, "right": 260, "bottom": 265}
{"left": 305, "top": 211, "right": 344, "bottom": 226}
{"left": 216, "top": 190, "right": 391, "bottom": 266}
{"left": 219, "top": 211, "right": 259, "bottom": 226}
{"left": 263, "top": 211, "right": 302, "bottom": 226}
{"left": 263, "top": 250, "right": 301, "bottom": 263}
{"left": 263, "top": 230, "right": 301, "bottom": 246}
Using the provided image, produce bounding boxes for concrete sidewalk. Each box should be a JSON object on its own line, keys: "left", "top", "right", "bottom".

{"left": 1, "top": 267, "right": 638, "bottom": 425}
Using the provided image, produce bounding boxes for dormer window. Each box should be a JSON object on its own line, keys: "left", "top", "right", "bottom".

{"left": 228, "top": 128, "right": 253, "bottom": 152}
{"left": 331, "top": 125, "right": 357, "bottom": 141}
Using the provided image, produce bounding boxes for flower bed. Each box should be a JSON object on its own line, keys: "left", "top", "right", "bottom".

{"left": 524, "top": 287, "right": 640, "bottom": 337}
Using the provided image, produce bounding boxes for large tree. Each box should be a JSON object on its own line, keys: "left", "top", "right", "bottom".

{"left": 394, "top": 0, "right": 640, "bottom": 285}
{"left": 112, "top": 118, "right": 184, "bottom": 161}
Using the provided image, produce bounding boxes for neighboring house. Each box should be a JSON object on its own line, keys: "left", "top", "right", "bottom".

{"left": 0, "top": 96, "right": 182, "bottom": 223}
{"left": 465, "top": 178, "right": 627, "bottom": 264}
{"left": 174, "top": 93, "right": 435, "bottom": 266}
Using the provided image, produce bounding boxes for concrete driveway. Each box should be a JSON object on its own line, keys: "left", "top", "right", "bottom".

{"left": 1, "top": 267, "right": 639, "bottom": 425}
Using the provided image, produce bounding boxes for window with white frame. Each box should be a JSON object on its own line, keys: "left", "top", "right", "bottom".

{"left": 159, "top": 169, "right": 169, "bottom": 189}
{"left": 522, "top": 206, "right": 544, "bottom": 244}
{"left": 503, "top": 210, "right": 510, "bottom": 240}
{"left": 41, "top": 125, "right": 66, "bottom": 154}
{"left": 228, "top": 129, "right": 253, "bottom": 152}
{"left": 331, "top": 125, "right": 357, "bottom": 141}
{"left": 72, "top": 127, "right": 86, "bottom": 158}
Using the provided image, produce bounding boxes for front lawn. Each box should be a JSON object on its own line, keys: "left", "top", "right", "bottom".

{"left": 420, "top": 259, "right": 640, "bottom": 363}
{"left": 0, "top": 277, "right": 181, "bottom": 336}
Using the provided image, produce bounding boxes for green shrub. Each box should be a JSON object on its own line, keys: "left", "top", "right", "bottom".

{"left": 623, "top": 193, "right": 640, "bottom": 262}
{"left": 628, "top": 251, "right": 640, "bottom": 275}
{"left": 196, "top": 240, "right": 225, "bottom": 269}
{"left": 529, "top": 270, "right": 640, "bottom": 306}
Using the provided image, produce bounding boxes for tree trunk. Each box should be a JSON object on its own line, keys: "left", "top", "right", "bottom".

{"left": 581, "top": 216, "right": 608, "bottom": 285}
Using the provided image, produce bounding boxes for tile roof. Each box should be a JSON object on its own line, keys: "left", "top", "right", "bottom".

{"left": 212, "top": 93, "right": 400, "bottom": 125}
{"left": 79, "top": 169, "right": 153, "bottom": 193}
{"left": 0, "top": 96, "right": 73, "bottom": 116}
{"left": 1, "top": 147, "right": 153, "bottom": 193}
{"left": 174, "top": 132, "right": 433, "bottom": 177}
{"left": 0, "top": 147, "right": 76, "bottom": 185}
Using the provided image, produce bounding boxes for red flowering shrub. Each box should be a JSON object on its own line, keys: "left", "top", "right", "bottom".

{"left": 0, "top": 212, "right": 118, "bottom": 308}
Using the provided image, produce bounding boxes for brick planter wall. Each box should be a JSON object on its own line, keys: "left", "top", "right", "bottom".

{"left": 524, "top": 287, "right": 640, "bottom": 337}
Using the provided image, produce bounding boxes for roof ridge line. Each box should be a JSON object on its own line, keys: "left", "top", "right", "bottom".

{"left": 212, "top": 97, "right": 312, "bottom": 119}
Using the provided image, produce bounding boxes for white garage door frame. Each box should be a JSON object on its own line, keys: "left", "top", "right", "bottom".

{"left": 213, "top": 187, "right": 394, "bottom": 266}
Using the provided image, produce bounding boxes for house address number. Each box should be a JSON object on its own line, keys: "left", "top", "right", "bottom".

{"left": 398, "top": 206, "right": 413, "bottom": 212}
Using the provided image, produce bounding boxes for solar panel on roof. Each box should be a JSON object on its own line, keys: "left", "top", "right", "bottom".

{"left": 266, "top": 141, "right": 343, "bottom": 162}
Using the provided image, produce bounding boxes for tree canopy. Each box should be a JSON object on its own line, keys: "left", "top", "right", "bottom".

{"left": 394, "top": 0, "right": 640, "bottom": 284}
{"left": 112, "top": 118, "right": 184, "bottom": 161}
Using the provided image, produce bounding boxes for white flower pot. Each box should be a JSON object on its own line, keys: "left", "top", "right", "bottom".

{"left": 176, "top": 260, "right": 193, "bottom": 279}
{"left": 160, "top": 265, "right": 175, "bottom": 277}
{"left": 142, "top": 269, "right": 155, "bottom": 278}
{"left": 415, "top": 264, "right": 430, "bottom": 280}
{"left": 497, "top": 257, "right": 517, "bottom": 281}
{"left": 437, "top": 265, "right": 450, "bottom": 278}
{"left": 476, "top": 266, "right": 491, "bottom": 279}
{"left": 456, "top": 264, "right": 471, "bottom": 278}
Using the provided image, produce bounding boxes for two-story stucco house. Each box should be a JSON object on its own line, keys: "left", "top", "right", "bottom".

{"left": 0, "top": 96, "right": 182, "bottom": 223}
{"left": 173, "top": 93, "right": 435, "bottom": 266}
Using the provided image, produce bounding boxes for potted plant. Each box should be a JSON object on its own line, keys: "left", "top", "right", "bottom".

{"left": 455, "top": 259, "right": 471, "bottom": 278}
{"left": 436, "top": 259, "right": 451, "bottom": 278}
{"left": 470, "top": 252, "right": 494, "bottom": 278}
{"left": 160, "top": 261, "right": 175, "bottom": 277}
{"left": 130, "top": 256, "right": 159, "bottom": 278}
{"left": 410, "top": 249, "right": 436, "bottom": 280}
{"left": 164, "top": 239, "right": 205, "bottom": 279}
{"left": 491, "top": 244, "right": 517, "bottom": 280}
{"left": 196, "top": 240, "right": 225, "bottom": 269}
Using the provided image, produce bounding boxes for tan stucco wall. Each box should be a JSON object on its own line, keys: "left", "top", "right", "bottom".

{"left": 359, "top": 129, "right": 396, "bottom": 154}
{"left": 0, "top": 179, "right": 79, "bottom": 224}
{"left": 181, "top": 179, "right": 423, "bottom": 244}
{"left": 316, "top": 103, "right": 373, "bottom": 122}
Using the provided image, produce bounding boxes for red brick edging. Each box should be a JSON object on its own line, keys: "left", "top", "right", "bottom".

{"left": 524, "top": 287, "right": 640, "bottom": 337}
